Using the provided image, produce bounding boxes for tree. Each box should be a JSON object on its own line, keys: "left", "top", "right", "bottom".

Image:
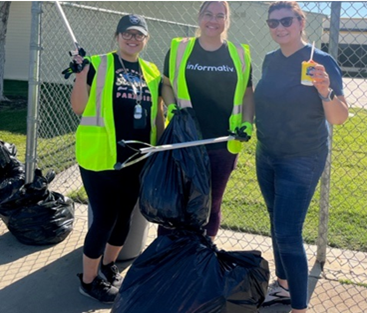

{"left": 0, "top": 1, "right": 11, "bottom": 102}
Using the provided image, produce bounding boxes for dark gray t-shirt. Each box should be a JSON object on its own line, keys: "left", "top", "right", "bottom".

{"left": 164, "top": 40, "right": 252, "bottom": 150}
{"left": 254, "top": 44, "right": 343, "bottom": 157}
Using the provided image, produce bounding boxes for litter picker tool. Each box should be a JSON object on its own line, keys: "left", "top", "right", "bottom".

{"left": 55, "top": 1, "right": 89, "bottom": 78}
{"left": 114, "top": 135, "right": 235, "bottom": 170}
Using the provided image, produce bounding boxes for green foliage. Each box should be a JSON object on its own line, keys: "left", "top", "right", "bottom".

{"left": 4, "top": 80, "right": 28, "bottom": 98}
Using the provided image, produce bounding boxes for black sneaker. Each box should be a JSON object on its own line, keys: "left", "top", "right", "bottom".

{"left": 77, "top": 273, "right": 119, "bottom": 304}
{"left": 99, "top": 261, "right": 123, "bottom": 288}
{"left": 262, "top": 281, "right": 291, "bottom": 307}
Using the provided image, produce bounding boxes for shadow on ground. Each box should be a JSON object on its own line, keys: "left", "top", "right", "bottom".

{"left": 0, "top": 231, "right": 51, "bottom": 265}
{"left": 0, "top": 226, "right": 134, "bottom": 313}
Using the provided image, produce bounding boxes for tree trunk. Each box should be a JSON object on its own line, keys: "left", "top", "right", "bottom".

{"left": 0, "top": 1, "right": 11, "bottom": 102}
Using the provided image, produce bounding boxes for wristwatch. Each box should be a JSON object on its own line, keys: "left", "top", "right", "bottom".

{"left": 319, "top": 89, "right": 335, "bottom": 102}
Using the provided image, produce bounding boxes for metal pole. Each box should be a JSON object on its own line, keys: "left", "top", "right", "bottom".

{"left": 25, "top": 2, "right": 42, "bottom": 184}
{"left": 316, "top": 1, "right": 341, "bottom": 268}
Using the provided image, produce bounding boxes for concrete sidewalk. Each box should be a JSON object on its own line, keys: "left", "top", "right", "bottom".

{"left": 1, "top": 203, "right": 366, "bottom": 313}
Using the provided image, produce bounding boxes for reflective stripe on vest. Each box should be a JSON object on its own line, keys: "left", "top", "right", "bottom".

{"left": 231, "top": 44, "right": 246, "bottom": 116}
{"left": 172, "top": 38, "right": 192, "bottom": 108}
{"left": 80, "top": 55, "right": 107, "bottom": 127}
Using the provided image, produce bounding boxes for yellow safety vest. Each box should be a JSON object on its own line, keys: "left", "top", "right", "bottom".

{"left": 76, "top": 52, "right": 161, "bottom": 171}
{"left": 169, "top": 37, "right": 251, "bottom": 154}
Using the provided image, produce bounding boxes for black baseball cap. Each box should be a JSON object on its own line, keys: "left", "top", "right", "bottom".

{"left": 116, "top": 14, "right": 148, "bottom": 36}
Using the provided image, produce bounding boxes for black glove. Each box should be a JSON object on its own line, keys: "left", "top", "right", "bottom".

{"left": 234, "top": 122, "right": 253, "bottom": 142}
{"left": 61, "top": 46, "right": 89, "bottom": 79}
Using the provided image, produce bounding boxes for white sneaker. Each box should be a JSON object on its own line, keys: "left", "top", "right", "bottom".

{"left": 262, "top": 281, "right": 291, "bottom": 306}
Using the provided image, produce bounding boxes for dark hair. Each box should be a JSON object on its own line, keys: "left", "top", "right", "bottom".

{"left": 268, "top": 1, "right": 307, "bottom": 40}
{"left": 196, "top": 1, "right": 230, "bottom": 40}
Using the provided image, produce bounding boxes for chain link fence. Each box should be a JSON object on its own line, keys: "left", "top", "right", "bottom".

{"left": 26, "top": 2, "right": 367, "bottom": 312}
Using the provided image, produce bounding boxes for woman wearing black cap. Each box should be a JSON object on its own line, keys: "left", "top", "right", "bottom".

{"left": 71, "top": 14, "right": 173, "bottom": 303}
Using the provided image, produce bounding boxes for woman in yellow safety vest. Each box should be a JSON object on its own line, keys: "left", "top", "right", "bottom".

{"left": 71, "top": 14, "right": 168, "bottom": 303}
{"left": 160, "top": 1, "right": 255, "bottom": 240}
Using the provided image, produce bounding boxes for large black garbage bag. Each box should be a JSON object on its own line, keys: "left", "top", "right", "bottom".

{"left": 0, "top": 168, "right": 75, "bottom": 245}
{"left": 139, "top": 108, "right": 211, "bottom": 229}
{"left": 0, "top": 140, "right": 25, "bottom": 205}
{"left": 0, "top": 168, "right": 50, "bottom": 221}
{"left": 111, "top": 230, "right": 269, "bottom": 313}
{"left": 6, "top": 191, "right": 75, "bottom": 245}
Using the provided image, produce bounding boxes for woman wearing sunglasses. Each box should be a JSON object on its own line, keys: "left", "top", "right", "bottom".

{"left": 70, "top": 14, "right": 168, "bottom": 303}
{"left": 254, "top": 1, "right": 348, "bottom": 312}
{"left": 159, "top": 1, "right": 254, "bottom": 240}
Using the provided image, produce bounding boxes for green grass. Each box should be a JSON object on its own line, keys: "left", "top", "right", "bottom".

{"left": 0, "top": 108, "right": 27, "bottom": 162}
{"left": 1, "top": 94, "right": 366, "bottom": 252}
{"left": 339, "top": 279, "right": 367, "bottom": 289}
{"left": 67, "top": 187, "right": 88, "bottom": 205}
{"left": 221, "top": 108, "right": 367, "bottom": 252}
{"left": 1, "top": 80, "right": 79, "bottom": 174}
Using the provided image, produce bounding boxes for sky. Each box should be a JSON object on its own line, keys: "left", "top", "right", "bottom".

{"left": 298, "top": 1, "right": 367, "bottom": 18}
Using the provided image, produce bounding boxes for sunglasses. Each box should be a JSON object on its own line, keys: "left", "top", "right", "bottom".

{"left": 121, "top": 31, "right": 147, "bottom": 42}
{"left": 266, "top": 16, "right": 299, "bottom": 29}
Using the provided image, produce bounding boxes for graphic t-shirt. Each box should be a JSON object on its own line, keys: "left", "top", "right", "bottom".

{"left": 87, "top": 53, "right": 160, "bottom": 163}
{"left": 164, "top": 39, "right": 252, "bottom": 150}
{"left": 254, "top": 44, "right": 343, "bottom": 157}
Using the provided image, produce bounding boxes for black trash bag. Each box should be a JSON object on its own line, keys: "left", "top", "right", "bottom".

{"left": 111, "top": 230, "right": 269, "bottom": 313}
{"left": 6, "top": 191, "right": 75, "bottom": 245}
{"left": 0, "top": 168, "right": 75, "bottom": 245}
{"left": 0, "top": 140, "right": 25, "bottom": 205}
{"left": 0, "top": 168, "right": 50, "bottom": 220}
{"left": 139, "top": 108, "right": 211, "bottom": 230}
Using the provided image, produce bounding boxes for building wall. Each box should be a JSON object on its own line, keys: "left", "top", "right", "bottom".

{"left": 323, "top": 18, "right": 367, "bottom": 44}
{"left": 322, "top": 18, "right": 367, "bottom": 74}
{"left": 4, "top": 1, "right": 325, "bottom": 83}
{"left": 4, "top": 1, "right": 32, "bottom": 81}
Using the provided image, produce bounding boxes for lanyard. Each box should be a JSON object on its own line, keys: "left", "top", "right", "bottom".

{"left": 117, "top": 52, "right": 147, "bottom": 129}
{"left": 117, "top": 53, "right": 143, "bottom": 105}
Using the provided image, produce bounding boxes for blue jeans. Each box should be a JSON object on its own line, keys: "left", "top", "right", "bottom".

{"left": 256, "top": 148, "right": 328, "bottom": 310}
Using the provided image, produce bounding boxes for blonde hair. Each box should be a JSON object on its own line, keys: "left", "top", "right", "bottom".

{"left": 195, "top": 1, "right": 231, "bottom": 40}
{"left": 268, "top": 1, "right": 307, "bottom": 40}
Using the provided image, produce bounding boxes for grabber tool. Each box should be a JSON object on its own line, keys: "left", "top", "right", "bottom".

{"left": 114, "top": 135, "right": 235, "bottom": 170}
{"left": 55, "top": 1, "right": 89, "bottom": 79}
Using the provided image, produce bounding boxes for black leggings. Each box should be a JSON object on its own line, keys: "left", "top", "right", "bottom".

{"left": 80, "top": 163, "right": 144, "bottom": 259}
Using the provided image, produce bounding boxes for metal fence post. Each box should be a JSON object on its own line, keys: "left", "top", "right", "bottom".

{"left": 25, "top": 2, "right": 42, "bottom": 184}
{"left": 316, "top": 1, "right": 341, "bottom": 268}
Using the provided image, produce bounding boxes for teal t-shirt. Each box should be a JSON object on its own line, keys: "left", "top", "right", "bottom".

{"left": 254, "top": 44, "right": 343, "bottom": 157}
